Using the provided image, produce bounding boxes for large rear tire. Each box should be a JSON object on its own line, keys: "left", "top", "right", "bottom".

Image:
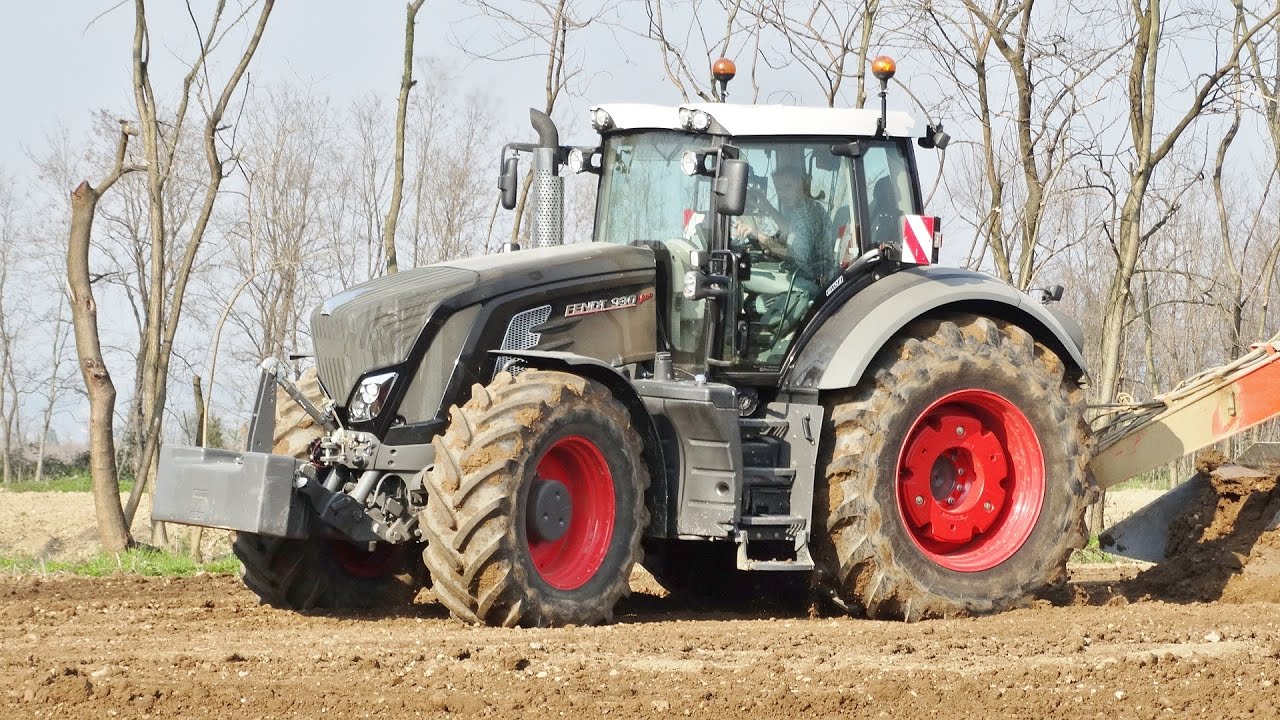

{"left": 814, "top": 315, "right": 1093, "bottom": 620}
{"left": 421, "top": 369, "right": 649, "bottom": 627}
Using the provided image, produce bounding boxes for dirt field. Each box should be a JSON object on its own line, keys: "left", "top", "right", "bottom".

{"left": 2, "top": 570, "right": 1279, "bottom": 720}
{"left": 3, "top": 477, "right": 1279, "bottom": 719}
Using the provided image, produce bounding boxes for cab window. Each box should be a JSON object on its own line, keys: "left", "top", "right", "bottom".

{"left": 859, "top": 141, "right": 918, "bottom": 254}
{"left": 729, "top": 142, "right": 855, "bottom": 368}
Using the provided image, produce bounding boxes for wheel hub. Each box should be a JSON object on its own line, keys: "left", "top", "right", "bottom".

{"left": 525, "top": 435, "right": 617, "bottom": 591}
{"left": 896, "top": 389, "right": 1045, "bottom": 572}
{"left": 527, "top": 478, "right": 573, "bottom": 542}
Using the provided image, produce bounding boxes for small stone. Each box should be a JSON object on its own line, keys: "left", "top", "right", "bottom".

{"left": 652, "top": 700, "right": 671, "bottom": 711}
{"left": 536, "top": 671, "right": 548, "bottom": 678}
{"left": 1204, "top": 631, "right": 1222, "bottom": 643}
{"left": 529, "top": 642, "right": 544, "bottom": 651}
{"left": 90, "top": 667, "right": 112, "bottom": 679}
{"left": 1115, "top": 690, "right": 1126, "bottom": 700}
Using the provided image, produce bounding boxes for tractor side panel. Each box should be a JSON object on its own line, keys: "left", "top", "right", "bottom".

{"left": 786, "top": 266, "right": 1088, "bottom": 391}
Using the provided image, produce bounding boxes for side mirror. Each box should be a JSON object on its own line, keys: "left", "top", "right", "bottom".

{"left": 499, "top": 156, "right": 519, "bottom": 210}
{"left": 713, "top": 158, "right": 748, "bottom": 217}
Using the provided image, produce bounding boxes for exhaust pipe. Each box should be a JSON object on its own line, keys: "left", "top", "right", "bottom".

{"left": 528, "top": 109, "right": 563, "bottom": 248}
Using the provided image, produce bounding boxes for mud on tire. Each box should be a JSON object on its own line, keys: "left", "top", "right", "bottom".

{"left": 421, "top": 369, "right": 649, "bottom": 627}
{"left": 814, "top": 315, "right": 1094, "bottom": 620}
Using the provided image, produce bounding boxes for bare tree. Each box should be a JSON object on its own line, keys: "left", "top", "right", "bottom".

{"left": 33, "top": 300, "right": 73, "bottom": 484}
{"left": 1094, "top": 0, "right": 1280, "bottom": 407}
{"left": 458, "top": 0, "right": 612, "bottom": 241}
{"left": 67, "top": 123, "right": 141, "bottom": 552}
{"left": 756, "top": 0, "right": 880, "bottom": 107}
{"left": 645, "top": 0, "right": 767, "bottom": 102}
{"left": 917, "top": 0, "right": 1116, "bottom": 288}
{"left": 383, "top": 0, "right": 429, "bottom": 274}
{"left": 123, "top": 0, "right": 275, "bottom": 527}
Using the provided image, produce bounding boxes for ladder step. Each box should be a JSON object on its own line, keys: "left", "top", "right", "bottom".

{"left": 736, "top": 541, "right": 814, "bottom": 571}
{"left": 743, "top": 467, "right": 796, "bottom": 485}
{"left": 738, "top": 514, "right": 805, "bottom": 528}
{"left": 738, "top": 417, "right": 790, "bottom": 437}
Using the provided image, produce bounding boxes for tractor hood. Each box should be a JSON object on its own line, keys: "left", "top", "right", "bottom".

{"left": 310, "top": 244, "right": 655, "bottom": 399}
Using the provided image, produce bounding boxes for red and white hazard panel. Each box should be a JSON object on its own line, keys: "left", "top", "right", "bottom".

{"left": 902, "top": 215, "right": 941, "bottom": 265}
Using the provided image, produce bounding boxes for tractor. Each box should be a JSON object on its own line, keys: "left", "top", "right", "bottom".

{"left": 156, "top": 57, "right": 1093, "bottom": 625}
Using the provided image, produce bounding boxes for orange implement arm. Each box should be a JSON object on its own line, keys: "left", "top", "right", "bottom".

{"left": 1089, "top": 337, "right": 1280, "bottom": 490}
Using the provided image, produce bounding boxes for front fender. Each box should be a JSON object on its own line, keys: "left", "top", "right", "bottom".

{"left": 784, "top": 266, "right": 1088, "bottom": 391}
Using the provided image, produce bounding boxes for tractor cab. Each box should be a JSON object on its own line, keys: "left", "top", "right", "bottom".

{"left": 586, "top": 101, "right": 930, "bottom": 375}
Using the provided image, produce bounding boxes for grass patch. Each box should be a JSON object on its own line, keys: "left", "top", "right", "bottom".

{"left": 0, "top": 548, "right": 239, "bottom": 577}
{"left": 3, "top": 472, "right": 134, "bottom": 494}
{"left": 1070, "top": 535, "right": 1120, "bottom": 564}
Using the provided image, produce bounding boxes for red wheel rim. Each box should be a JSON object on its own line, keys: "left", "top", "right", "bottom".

{"left": 526, "top": 435, "right": 616, "bottom": 590}
{"left": 895, "top": 389, "right": 1045, "bottom": 572}
{"left": 328, "top": 541, "right": 402, "bottom": 579}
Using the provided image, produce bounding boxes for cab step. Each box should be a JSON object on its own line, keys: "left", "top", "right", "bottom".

{"left": 735, "top": 514, "right": 814, "bottom": 571}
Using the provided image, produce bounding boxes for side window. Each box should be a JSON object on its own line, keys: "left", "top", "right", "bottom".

{"left": 860, "top": 143, "right": 917, "bottom": 253}
{"left": 732, "top": 143, "right": 854, "bottom": 368}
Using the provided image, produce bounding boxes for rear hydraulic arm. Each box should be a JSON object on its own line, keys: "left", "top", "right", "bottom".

{"left": 1089, "top": 333, "right": 1280, "bottom": 489}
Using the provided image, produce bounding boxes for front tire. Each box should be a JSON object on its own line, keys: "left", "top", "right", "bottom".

{"left": 815, "top": 315, "right": 1093, "bottom": 620}
{"left": 233, "top": 534, "right": 423, "bottom": 611}
{"left": 233, "top": 367, "right": 426, "bottom": 611}
{"left": 421, "top": 369, "right": 649, "bottom": 627}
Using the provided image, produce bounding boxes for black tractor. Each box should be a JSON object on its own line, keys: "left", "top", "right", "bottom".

{"left": 157, "top": 58, "right": 1092, "bottom": 625}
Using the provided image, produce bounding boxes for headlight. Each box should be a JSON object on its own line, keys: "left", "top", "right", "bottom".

{"left": 591, "top": 108, "right": 613, "bottom": 132}
{"left": 347, "top": 371, "right": 397, "bottom": 423}
{"left": 680, "top": 151, "right": 700, "bottom": 177}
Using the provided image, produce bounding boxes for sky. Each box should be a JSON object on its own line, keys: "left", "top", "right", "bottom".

{"left": 0, "top": 1, "right": 688, "bottom": 177}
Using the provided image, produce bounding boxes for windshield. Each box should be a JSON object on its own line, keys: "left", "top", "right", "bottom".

{"left": 596, "top": 131, "right": 712, "bottom": 367}
{"left": 596, "top": 131, "right": 711, "bottom": 248}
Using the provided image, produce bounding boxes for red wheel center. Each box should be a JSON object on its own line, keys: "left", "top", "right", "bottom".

{"left": 896, "top": 389, "right": 1045, "bottom": 572}
{"left": 526, "top": 435, "right": 616, "bottom": 590}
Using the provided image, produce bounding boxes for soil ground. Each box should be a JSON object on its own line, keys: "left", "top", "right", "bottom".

{"left": 2, "top": 478, "right": 1279, "bottom": 718}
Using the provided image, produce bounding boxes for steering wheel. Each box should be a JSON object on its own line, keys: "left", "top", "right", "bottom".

{"left": 732, "top": 187, "right": 787, "bottom": 260}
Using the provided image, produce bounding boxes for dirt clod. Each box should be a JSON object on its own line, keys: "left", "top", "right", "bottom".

{"left": 1121, "top": 465, "right": 1280, "bottom": 603}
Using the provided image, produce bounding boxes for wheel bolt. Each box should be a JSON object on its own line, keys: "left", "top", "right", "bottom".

{"left": 955, "top": 426, "right": 966, "bottom": 437}
{"left": 946, "top": 497, "right": 955, "bottom": 506}
{"left": 984, "top": 501, "right": 994, "bottom": 512}
{"left": 957, "top": 468, "right": 965, "bottom": 476}
{"left": 915, "top": 496, "right": 924, "bottom": 506}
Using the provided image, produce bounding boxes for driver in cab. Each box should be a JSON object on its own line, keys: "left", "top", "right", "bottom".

{"left": 733, "top": 164, "right": 832, "bottom": 289}
{"left": 730, "top": 162, "right": 834, "bottom": 352}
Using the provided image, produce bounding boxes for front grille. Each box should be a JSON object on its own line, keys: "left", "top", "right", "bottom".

{"left": 495, "top": 304, "right": 552, "bottom": 372}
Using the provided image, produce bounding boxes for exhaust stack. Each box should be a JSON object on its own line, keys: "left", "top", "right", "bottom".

{"left": 529, "top": 109, "right": 563, "bottom": 248}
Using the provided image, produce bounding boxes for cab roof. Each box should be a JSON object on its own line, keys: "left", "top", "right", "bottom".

{"left": 590, "top": 102, "right": 917, "bottom": 139}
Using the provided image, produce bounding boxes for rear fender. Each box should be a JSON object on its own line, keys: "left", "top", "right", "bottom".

{"left": 785, "top": 266, "right": 1088, "bottom": 391}
{"left": 487, "top": 350, "right": 671, "bottom": 537}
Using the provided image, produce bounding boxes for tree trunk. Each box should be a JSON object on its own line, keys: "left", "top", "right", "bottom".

{"left": 67, "top": 180, "right": 132, "bottom": 553}
{"left": 382, "top": 0, "right": 427, "bottom": 274}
